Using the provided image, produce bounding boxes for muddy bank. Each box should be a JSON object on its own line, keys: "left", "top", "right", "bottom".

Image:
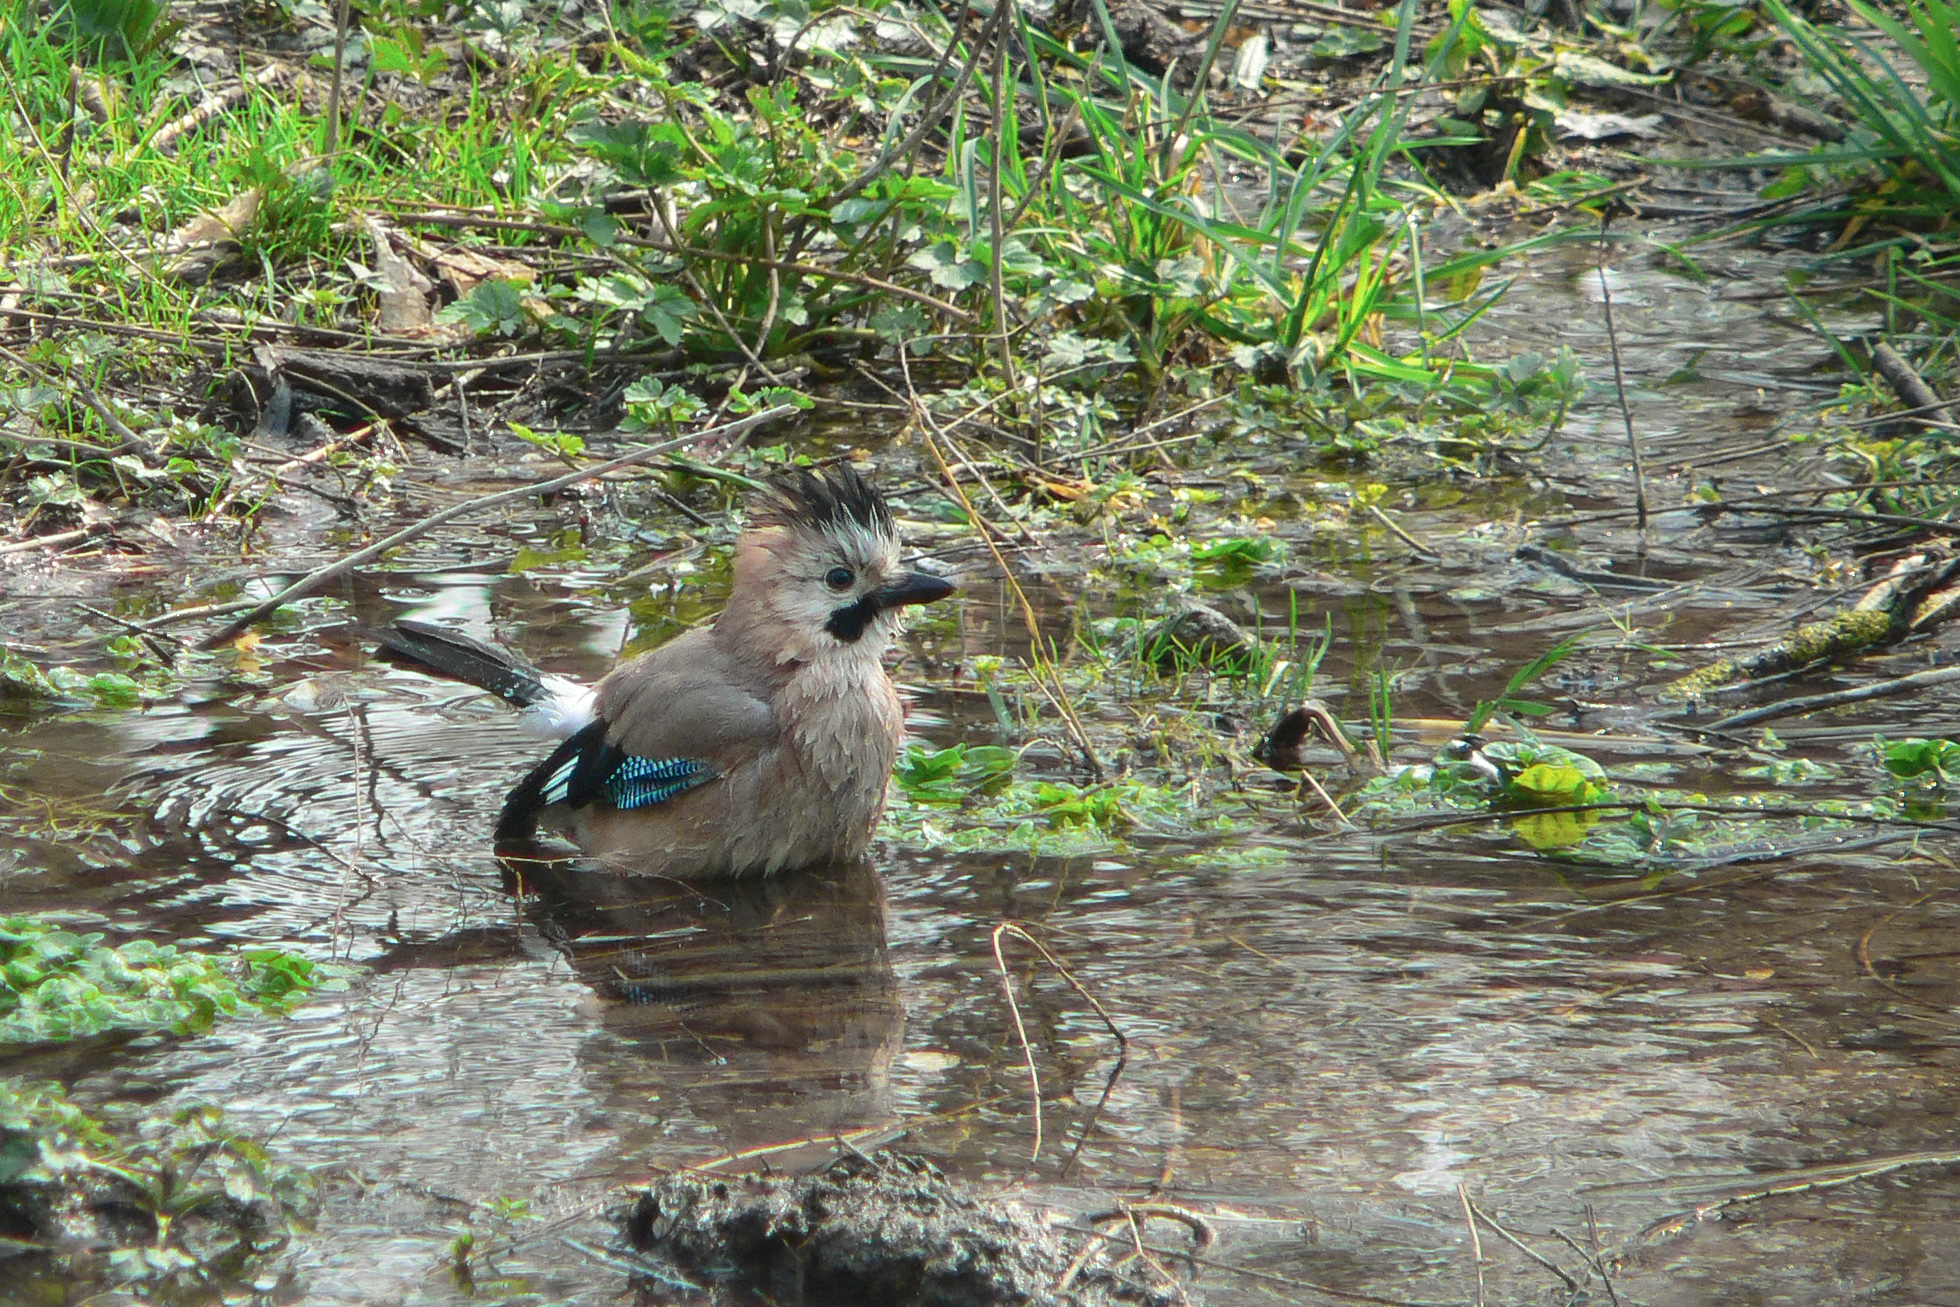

{"left": 622, "top": 1152, "right": 1189, "bottom": 1307}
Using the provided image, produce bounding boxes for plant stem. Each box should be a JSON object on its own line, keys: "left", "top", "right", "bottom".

{"left": 1597, "top": 215, "right": 1648, "bottom": 531}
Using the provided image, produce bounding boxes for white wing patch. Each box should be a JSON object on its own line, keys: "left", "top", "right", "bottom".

{"left": 536, "top": 753, "right": 584, "bottom": 806}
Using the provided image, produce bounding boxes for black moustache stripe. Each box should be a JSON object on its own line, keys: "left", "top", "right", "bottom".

{"left": 825, "top": 594, "right": 881, "bottom": 643}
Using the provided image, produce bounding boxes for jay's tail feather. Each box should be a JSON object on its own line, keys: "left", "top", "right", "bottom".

{"left": 496, "top": 721, "right": 608, "bottom": 841}
{"left": 374, "top": 620, "right": 595, "bottom": 737}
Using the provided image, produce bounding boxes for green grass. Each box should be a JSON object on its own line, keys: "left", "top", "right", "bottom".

{"left": 0, "top": 0, "right": 1592, "bottom": 520}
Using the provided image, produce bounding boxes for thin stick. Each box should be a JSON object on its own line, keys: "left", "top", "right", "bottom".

{"left": 1708, "top": 664, "right": 1960, "bottom": 732}
{"left": 991, "top": 924, "right": 1044, "bottom": 1163}
{"left": 1458, "top": 1184, "right": 1486, "bottom": 1307}
{"left": 1596, "top": 216, "right": 1647, "bottom": 530}
{"left": 76, "top": 603, "right": 190, "bottom": 660}
{"left": 0, "top": 343, "right": 147, "bottom": 453}
{"left": 987, "top": 4, "right": 1015, "bottom": 389}
{"left": 1298, "top": 768, "right": 1354, "bottom": 826}
{"left": 1466, "top": 1197, "right": 1581, "bottom": 1293}
{"left": 1550, "top": 1227, "right": 1621, "bottom": 1307}
{"left": 324, "top": 0, "right": 351, "bottom": 158}
{"left": 917, "top": 421, "right": 1104, "bottom": 778}
{"left": 989, "top": 922, "right": 1127, "bottom": 1169}
{"left": 1365, "top": 503, "right": 1439, "bottom": 559}
{"left": 826, "top": 0, "right": 1000, "bottom": 209}
{"left": 1584, "top": 1204, "right": 1622, "bottom": 1307}
{"left": 994, "top": 922, "right": 1128, "bottom": 1051}
{"left": 0, "top": 526, "right": 95, "bottom": 555}
{"left": 198, "top": 406, "right": 792, "bottom": 649}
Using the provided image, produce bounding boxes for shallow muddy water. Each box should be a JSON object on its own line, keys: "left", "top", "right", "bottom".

{"left": 5, "top": 230, "right": 1960, "bottom": 1305}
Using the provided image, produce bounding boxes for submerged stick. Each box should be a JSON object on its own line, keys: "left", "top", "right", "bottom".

{"left": 1457, "top": 1184, "right": 1486, "bottom": 1307}
{"left": 199, "top": 406, "right": 792, "bottom": 649}
{"left": 991, "top": 925, "right": 1044, "bottom": 1164}
{"left": 1707, "top": 664, "right": 1960, "bottom": 732}
{"left": 1627, "top": 1147, "right": 1960, "bottom": 1251}
{"left": 1596, "top": 215, "right": 1648, "bottom": 531}
{"left": 990, "top": 921, "right": 1130, "bottom": 1168}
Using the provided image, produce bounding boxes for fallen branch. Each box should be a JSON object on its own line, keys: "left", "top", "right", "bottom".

{"left": 1706, "top": 664, "right": 1960, "bottom": 732}
{"left": 198, "top": 405, "right": 793, "bottom": 649}
{"left": 1870, "top": 342, "right": 1954, "bottom": 430}
{"left": 1660, "top": 551, "right": 1960, "bottom": 701}
{"left": 0, "top": 525, "right": 97, "bottom": 556}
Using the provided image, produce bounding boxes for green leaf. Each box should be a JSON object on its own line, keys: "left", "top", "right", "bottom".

{"left": 906, "top": 243, "right": 986, "bottom": 291}
{"left": 438, "top": 280, "right": 529, "bottom": 338}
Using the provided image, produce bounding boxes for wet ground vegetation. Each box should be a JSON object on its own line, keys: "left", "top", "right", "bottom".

{"left": 3, "top": 0, "right": 1960, "bottom": 1299}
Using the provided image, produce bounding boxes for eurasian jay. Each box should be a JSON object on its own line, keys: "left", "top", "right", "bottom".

{"left": 384, "top": 466, "right": 953, "bottom": 876}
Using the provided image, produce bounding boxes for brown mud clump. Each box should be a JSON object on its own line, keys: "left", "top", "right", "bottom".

{"left": 620, "top": 1153, "right": 1186, "bottom": 1306}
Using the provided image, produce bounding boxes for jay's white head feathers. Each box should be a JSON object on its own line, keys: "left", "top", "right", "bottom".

{"left": 721, "top": 466, "right": 952, "bottom": 670}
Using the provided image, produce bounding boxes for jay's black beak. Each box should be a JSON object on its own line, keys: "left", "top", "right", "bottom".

{"left": 875, "top": 569, "right": 956, "bottom": 611}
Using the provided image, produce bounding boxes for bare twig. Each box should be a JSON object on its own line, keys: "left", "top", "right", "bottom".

{"left": 990, "top": 921, "right": 1131, "bottom": 1168}
{"left": 1707, "top": 664, "right": 1960, "bottom": 732}
{"left": 1623, "top": 1148, "right": 1960, "bottom": 1252}
{"left": 1365, "top": 503, "right": 1440, "bottom": 559}
{"left": 1596, "top": 216, "right": 1647, "bottom": 530}
{"left": 991, "top": 924, "right": 1044, "bottom": 1163}
{"left": 915, "top": 411, "right": 1104, "bottom": 778}
{"left": 1465, "top": 1197, "right": 1581, "bottom": 1293}
{"left": 0, "top": 525, "right": 97, "bottom": 555}
{"left": 986, "top": 4, "right": 1015, "bottom": 389}
{"left": 77, "top": 603, "right": 189, "bottom": 660}
{"left": 0, "top": 343, "right": 147, "bottom": 453}
{"left": 1551, "top": 1224, "right": 1621, "bottom": 1307}
{"left": 1457, "top": 1184, "right": 1486, "bottom": 1307}
{"left": 994, "top": 923, "right": 1129, "bottom": 1051}
{"left": 826, "top": 0, "right": 1001, "bottom": 208}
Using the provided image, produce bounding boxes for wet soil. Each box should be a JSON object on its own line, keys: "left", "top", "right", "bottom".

{"left": 621, "top": 1151, "right": 1181, "bottom": 1305}
{"left": 4, "top": 227, "right": 1960, "bottom": 1306}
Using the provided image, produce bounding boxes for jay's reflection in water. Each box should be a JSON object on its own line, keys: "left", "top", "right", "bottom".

{"left": 498, "top": 854, "right": 902, "bottom": 1162}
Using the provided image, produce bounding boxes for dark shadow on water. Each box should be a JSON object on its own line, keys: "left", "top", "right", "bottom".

{"left": 493, "top": 853, "right": 904, "bottom": 1166}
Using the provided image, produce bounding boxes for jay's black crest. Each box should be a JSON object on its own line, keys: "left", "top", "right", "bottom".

{"left": 755, "top": 465, "right": 894, "bottom": 541}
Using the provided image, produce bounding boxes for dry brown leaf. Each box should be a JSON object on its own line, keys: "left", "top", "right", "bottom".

{"left": 361, "top": 214, "right": 438, "bottom": 335}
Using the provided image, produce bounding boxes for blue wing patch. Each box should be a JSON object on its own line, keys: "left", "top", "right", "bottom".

{"left": 604, "top": 756, "right": 710, "bottom": 810}
{"left": 498, "top": 720, "right": 714, "bottom": 842}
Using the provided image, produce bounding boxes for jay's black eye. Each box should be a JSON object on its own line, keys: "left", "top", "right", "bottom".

{"left": 824, "top": 566, "right": 854, "bottom": 591}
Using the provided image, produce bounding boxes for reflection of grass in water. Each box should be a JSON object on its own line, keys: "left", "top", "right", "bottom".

{"left": 1348, "top": 727, "right": 1937, "bottom": 874}
{"left": 882, "top": 742, "right": 1246, "bottom": 855}
{"left": 0, "top": 779, "right": 127, "bottom": 849}
{"left": 0, "top": 1079, "right": 314, "bottom": 1301}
